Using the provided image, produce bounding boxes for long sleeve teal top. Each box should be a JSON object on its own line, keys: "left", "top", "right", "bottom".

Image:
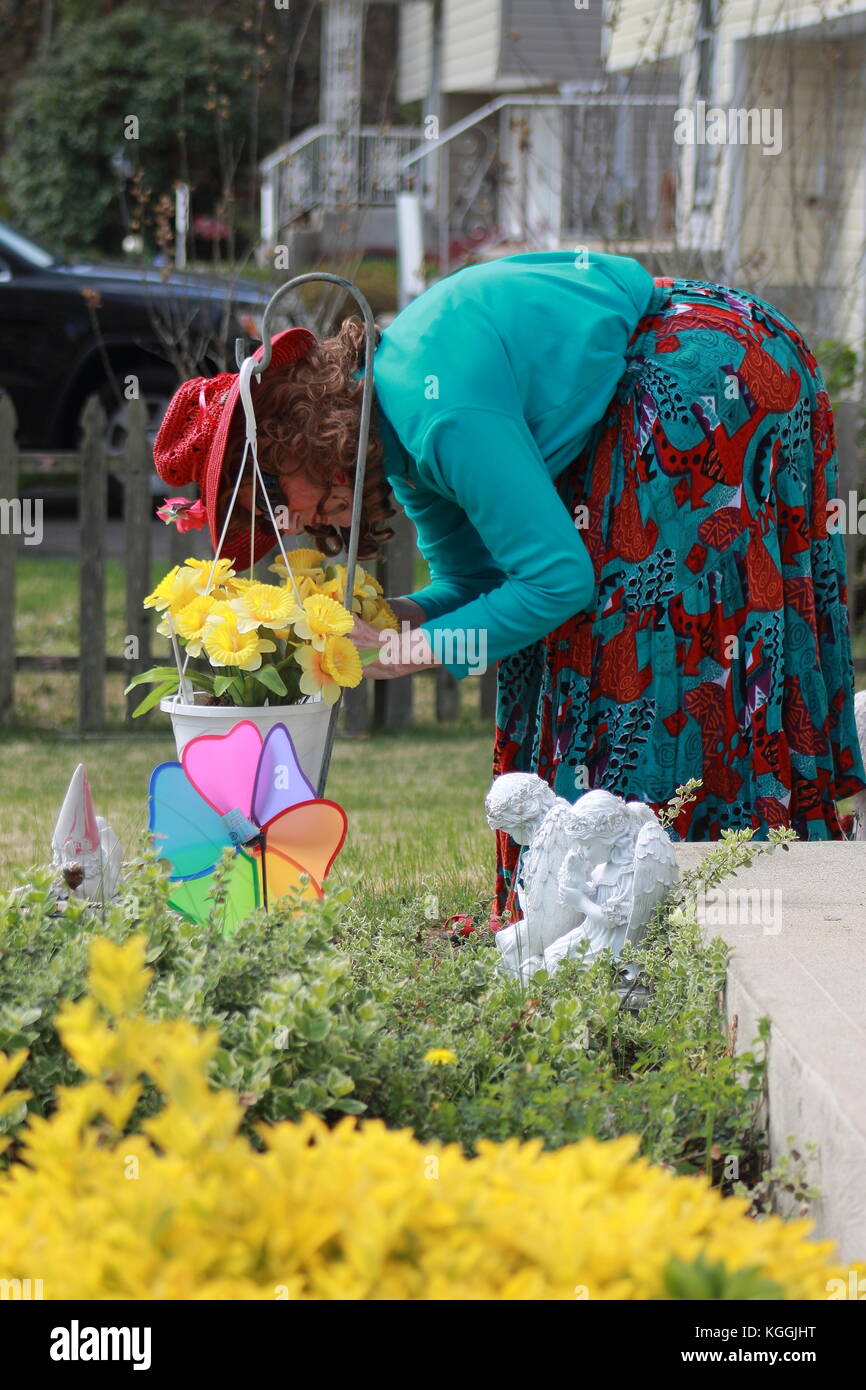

{"left": 370, "top": 250, "right": 662, "bottom": 680}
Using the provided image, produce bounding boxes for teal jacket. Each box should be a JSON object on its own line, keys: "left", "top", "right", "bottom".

{"left": 371, "top": 251, "right": 662, "bottom": 679}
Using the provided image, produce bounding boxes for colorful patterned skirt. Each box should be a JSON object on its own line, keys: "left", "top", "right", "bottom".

{"left": 492, "top": 276, "right": 866, "bottom": 915}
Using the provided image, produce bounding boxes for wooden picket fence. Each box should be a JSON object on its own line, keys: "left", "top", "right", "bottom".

{"left": 0, "top": 391, "right": 498, "bottom": 733}
{"left": 3, "top": 391, "right": 862, "bottom": 735}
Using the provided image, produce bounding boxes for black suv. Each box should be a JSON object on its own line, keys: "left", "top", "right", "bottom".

{"left": 0, "top": 220, "right": 271, "bottom": 496}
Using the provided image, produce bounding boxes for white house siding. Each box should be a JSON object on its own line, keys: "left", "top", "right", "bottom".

{"left": 710, "top": 0, "right": 865, "bottom": 40}
{"left": 499, "top": 0, "right": 605, "bottom": 87}
{"left": 398, "top": 2, "right": 433, "bottom": 107}
{"left": 398, "top": 0, "right": 501, "bottom": 104}
{"left": 606, "top": 0, "right": 866, "bottom": 72}
{"left": 736, "top": 39, "right": 840, "bottom": 286}
{"left": 399, "top": 0, "right": 611, "bottom": 104}
{"left": 606, "top": 0, "right": 696, "bottom": 70}
{"left": 608, "top": 0, "right": 866, "bottom": 347}
{"left": 734, "top": 36, "right": 866, "bottom": 346}
{"left": 827, "top": 41, "right": 866, "bottom": 346}
{"left": 444, "top": 0, "right": 501, "bottom": 91}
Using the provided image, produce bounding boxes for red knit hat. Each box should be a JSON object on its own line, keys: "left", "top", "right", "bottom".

{"left": 153, "top": 327, "right": 318, "bottom": 565}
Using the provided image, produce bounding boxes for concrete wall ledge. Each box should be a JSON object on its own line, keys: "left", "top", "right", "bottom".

{"left": 675, "top": 842, "right": 866, "bottom": 1262}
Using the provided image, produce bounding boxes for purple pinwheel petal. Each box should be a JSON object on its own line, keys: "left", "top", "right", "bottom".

{"left": 252, "top": 722, "right": 316, "bottom": 826}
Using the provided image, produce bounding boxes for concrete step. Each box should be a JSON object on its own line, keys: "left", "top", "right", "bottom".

{"left": 675, "top": 842, "right": 866, "bottom": 1262}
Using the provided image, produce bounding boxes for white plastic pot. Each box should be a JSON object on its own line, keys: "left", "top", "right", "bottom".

{"left": 160, "top": 692, "right": 333, "bottom": 787}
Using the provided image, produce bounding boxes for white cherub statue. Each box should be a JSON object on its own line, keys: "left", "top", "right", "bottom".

{"left": 485, "top": 774, "right": 678, "bottom": 982}
{"left": 484, "top": 773, "right": 582, "bottom": 979}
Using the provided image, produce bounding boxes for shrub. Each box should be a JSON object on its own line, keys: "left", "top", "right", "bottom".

{"left": 332, "top": 835, "right": 788, "bottom": 1183}
{"left": 0, "top": 849, "right": 383, "bottom": 1154}
{"left": 1, "top": 8, "right": 251, "bottom": 254}
{"left": 0, "top": 828, "right": 789, "bottom": 1187}
{"left": 0, "top": 936, "right": 853, "bottom": 1301}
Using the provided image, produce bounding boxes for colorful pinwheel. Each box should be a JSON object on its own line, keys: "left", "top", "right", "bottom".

{"left": 148, "top": 721, "right": 347, "bottom": 932}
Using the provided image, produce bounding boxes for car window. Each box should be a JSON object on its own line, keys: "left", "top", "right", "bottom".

{"left": 0, "top": 222, "right": 57, "bottom": 268}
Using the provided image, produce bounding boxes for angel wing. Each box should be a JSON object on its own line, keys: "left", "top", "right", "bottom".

{"left": 519, "top": 799, "right": 585, "bottom": 955}
{"left": 623, "top": 808, "right": 679, "bottom": 947}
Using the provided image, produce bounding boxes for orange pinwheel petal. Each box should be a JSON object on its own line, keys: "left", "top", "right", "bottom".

{"left": 261, "top": 800, "right": 347, "bottom": 887}
{"left": 258, "top": 849, "right": 323, "bottom": 905}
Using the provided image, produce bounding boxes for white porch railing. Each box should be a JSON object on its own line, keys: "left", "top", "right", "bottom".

{"left": 398, "top": 93, "right": 681, "bottom": 271}
{"left": 258, "top": 96, "right": 680, "bottom": 269}
{"left": 260, "top": 124, "right": 422, "bottom": 244}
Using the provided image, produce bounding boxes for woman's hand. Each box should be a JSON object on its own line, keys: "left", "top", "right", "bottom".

{"left": 386, "top": 595, "right": 428, "bottom": 629}
{"left": 347, "top": 614, "right": 440, "bottom": 680}
{"left": 348, "top": 616, "right": 388, "bottom": 652}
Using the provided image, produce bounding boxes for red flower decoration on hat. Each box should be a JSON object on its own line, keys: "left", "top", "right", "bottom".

{"left": 157, "top": 497, "right": 209, "bottom": 532}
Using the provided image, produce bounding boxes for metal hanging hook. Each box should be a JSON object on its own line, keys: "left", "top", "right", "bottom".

{"left": 234, "top": 272, "right": 379, "bottom": 799}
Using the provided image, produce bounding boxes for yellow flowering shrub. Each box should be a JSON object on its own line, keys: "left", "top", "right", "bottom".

{"left": 0, "top": 936, "right": 854, "bottom": 1301}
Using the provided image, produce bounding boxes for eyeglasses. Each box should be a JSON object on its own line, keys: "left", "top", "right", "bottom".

{"left": 257, "top": 470, "right": 285, "bottom": 506}
{"left": 253, "top": 469, "right": 335, "bottom": 528}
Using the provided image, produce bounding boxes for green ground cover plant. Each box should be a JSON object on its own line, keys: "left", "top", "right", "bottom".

{"left": 0, "top": 821, "right": 793, "bottom": 1203}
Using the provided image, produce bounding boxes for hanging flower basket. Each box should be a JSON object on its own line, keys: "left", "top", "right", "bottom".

{"left": 127, "top": 549, "right": 397, "bottom": 782}
{"left": 124, "top": 270, "right": 383, "bottom": 796}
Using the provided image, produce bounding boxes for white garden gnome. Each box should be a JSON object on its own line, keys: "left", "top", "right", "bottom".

{"left": 485, "top": 774, "right": 679, "bottom": 982}
{"left": 51, "top": 764, "right": 122, "bottom": 903}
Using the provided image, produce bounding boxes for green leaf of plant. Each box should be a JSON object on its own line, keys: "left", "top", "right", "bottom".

{"left": 252, "top": 665, "right": 289, "bottom": 698}
{"left": 131, "top": 680, "right": 181, "bottom": 717}
{"left": 295, "top": 1013, "right": 330, "bottom": 1042}
{"left": 123, "top": 666, "right": 184, "bottom": 694}
{"left": 213, "top": 675, "right": 236, "bottom": 698}
{"left": 358, "top": 648, "right": 381, "bottom": 667}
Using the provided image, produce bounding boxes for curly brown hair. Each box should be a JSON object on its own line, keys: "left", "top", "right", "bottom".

{"left": 218, "top": 317, "right": 396, "bottom": 561}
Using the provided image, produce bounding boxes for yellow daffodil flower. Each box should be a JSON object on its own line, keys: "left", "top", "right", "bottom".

{"left": 157, "top": 597, "right": 234, "bottom": 654}
{"left": 144, "top": 558, "right": 237, "bottom": 615}
{"left": 219, "top": 574, "right": 256, "bottom": 595}
{"left": 289, "top": 574, "right": 324, "bottom": 602}
{"left": 319, "top": 563, "right": 379, "bottom": 608}
{"left": 144, "top": 565, "right": 201, "bottom": 615}
{"left": 203, "top": 613, "right": 276, "bottom": 671}
{"left": 183, "top": 557, "right": 236, "bottom": 585}
{"left": 363, "top": 599, "right": 399, "bottom": 632}
{"left": 269, "top": 548, "right": 326, "bottom": 580}
{"left": 320, "top": 634, "right": 363, "bottom": 689}
{"left": 288, "top": 593, "right": 354, "bottom": 649}
{"left": 160, "top": 594, "right": 220, "bottom": 657}
{"left": 294, "top": 644, "right": 342, "bottom": 705}
{"left": 229, "top": 582, "right": 297, "bottom": 633}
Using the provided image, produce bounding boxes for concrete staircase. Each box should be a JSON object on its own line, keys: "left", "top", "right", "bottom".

{"left": 676, "top": 842, "right": 866, "bottom": 1262}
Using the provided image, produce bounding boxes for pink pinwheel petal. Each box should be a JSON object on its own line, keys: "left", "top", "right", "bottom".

{"left": 252, "top": 723, "right": 316, "bottom": 826}
{"left": 182, "top": 720, "right": 264, "bottom": 820}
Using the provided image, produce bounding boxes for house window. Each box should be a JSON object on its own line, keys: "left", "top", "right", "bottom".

{"left": 694, "top": 0, "right": 719, "bottom": 206}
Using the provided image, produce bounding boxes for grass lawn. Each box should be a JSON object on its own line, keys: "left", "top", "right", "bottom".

{"left": 0, "top": 724, "right": 496, "bottom": 904}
